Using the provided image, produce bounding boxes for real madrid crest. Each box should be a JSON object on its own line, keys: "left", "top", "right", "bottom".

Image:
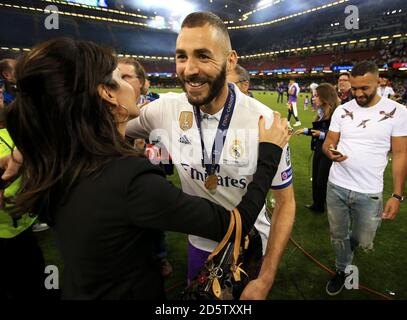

{"left": 179, "top": 111, "right": 193, "bottom": 131}
{"left": 230, "top": 139, "right": 244, "bottom": 159}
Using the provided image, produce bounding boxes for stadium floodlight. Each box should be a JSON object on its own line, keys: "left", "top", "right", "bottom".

{"left": 257, "top": 0, "right": 273, "bottom": 7}
{"left": 135, "top": 0, "right": 195, "bottom": 16}
{"left": 136, "top": 0, "right": 196, "bottom": 31}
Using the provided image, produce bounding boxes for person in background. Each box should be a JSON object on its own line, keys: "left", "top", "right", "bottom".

{"left": 310, "top": 82, "right": 318, "bottom": 112}
{"left": 0, "top": 59, "right": 17, "bottom": 106}
{"left": 0, "top": 59, "right": 49, "bottom": 232}
{"left": 377, "top": 75, "right": 395, "bottom": 99}
{"left": 323, "top": 61, "right": 407, "bottom": 296}
{"left": 227, "top": 64, "right": 253, "bottom": 97}
{"left": 118, "top": 57, "right": 146, "bottom": 104}
{"left": 142, "top": 79, "right": 160, "bottom": 102}
{"left": 288, "top": 79, "right": 301, "bottom": 126}
{"left": 337, "top": 72, "right": 353, "bottom": 105}
{"left": 0, "top": 73, "right": 49, "bottom": 300}
{"left": 276, "top": 82, "right": 283, "bottom": 104}
{"left": 295, "top": 83, "right": 340, "bottom": 213}
{"left": 303, "top": 95, "right": 310, "bottom": 111}
{"left": 118, "top": 57, "right": 173, "bottom": 279}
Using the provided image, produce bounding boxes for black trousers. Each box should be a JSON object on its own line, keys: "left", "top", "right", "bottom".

{"left": 287, "top": 108, "right": 299, "bottom": 122}
{"left": 0, "top": 228, "right": 48, "bottom": 300}
{"left": 312, "top": 144, "right": 333, "bottom": 210}
{"left": 277, "top": 92, "right": 284, "bottom": 103}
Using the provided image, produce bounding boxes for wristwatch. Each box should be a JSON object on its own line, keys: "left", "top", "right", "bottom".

{"left": 391, "top": 193, "right": 404, "bottom": 202}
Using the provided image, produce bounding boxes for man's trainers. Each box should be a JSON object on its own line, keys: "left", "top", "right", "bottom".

{"left": 293, "top": 121, "right": 302, "bottom": 127}
{"left": 32, "top": 222, "right": 50, "bottom": 232}
{"left": 326, "top": 271, "right": 348, "bottom": 296}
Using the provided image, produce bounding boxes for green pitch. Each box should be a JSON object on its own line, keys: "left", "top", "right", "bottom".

{"left": 36, "top": 89, "right": 407, "bottom": 300}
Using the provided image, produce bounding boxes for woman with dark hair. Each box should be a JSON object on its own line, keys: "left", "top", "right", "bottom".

{"left": 4, "top": 38, "right": 289, "bottom": 299}
{"left": 295, "top": 83, "right": 340, "bottom": 213}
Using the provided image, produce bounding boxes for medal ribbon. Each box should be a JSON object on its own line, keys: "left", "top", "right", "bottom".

{"left": 193, "top": 83, "right": 236, "bottom": 176}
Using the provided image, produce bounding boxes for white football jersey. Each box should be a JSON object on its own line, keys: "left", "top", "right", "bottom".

{"left": 377, "top": 86, "right": 395, "bottom": 98}
{"left": 126, "top": 84, "right": 293, "bottom": 252}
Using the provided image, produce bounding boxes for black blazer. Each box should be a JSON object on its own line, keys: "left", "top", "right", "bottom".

{"left": 52, "top": 143, "right": 282, "bottom": 299}
{"left": 310, "top": 118, "right": 331, "bottom": 151}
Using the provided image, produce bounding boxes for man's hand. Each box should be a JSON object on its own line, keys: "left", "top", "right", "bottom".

{"left": 326, "top": 144, "right": 348, "bottom": 162}
{"left": 0, "top": 150, "right": 22, "bottom": 181}
{"left": 240, "top": 278, "right": 271, "bottom": 300}
{"left": 0, "top": 150, "right": 23, "bottom": 209}
{"left": 382, "top": 197, "right": 401, "bottom": 220}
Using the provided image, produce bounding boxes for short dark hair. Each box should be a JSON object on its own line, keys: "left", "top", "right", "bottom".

{"left": 6, "top": 38, "right": 137, "bottom": 221}
{"left": 181, "top": 12, "right": 231, "bottom": 50}
{"left": 338, "top": 72, "right": 350, "bottom": 79}
{"left": 118, "top": 57, "right": 146, "bottom": 88}
{"left": 351, "top": 61, "right": 378, "bottom": 77}
{"left": 234, "top": 64, "right": 250, "bottom": 83}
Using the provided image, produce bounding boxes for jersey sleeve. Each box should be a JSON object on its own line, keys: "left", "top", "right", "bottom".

{"left": 125, "top": 99, "right": 164, "bottom": 139}
{"left": 389, "top": 87, "right": 395, "bottom": 96}
{"left": 270, "top": 144, "right": 293, "bottom": 190}
{"left": 328, "top": 107, "right": 342, "bottom": 133}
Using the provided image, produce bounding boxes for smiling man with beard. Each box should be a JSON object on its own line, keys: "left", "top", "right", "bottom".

{"left": 126, "top": 12, "right": 296, "bottom": 300}
{"left": 322, "top": 61, "right": 407, "bottom": 296}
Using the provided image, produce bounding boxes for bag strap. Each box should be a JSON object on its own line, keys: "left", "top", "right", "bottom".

{"left": 232, "top": 208, "right": 242, "bottom": 264}
{"left": 231, "top": 208, "right": 248, "bottom": 282}
{"left": 208, "top": 211, "right": 235, "bottom": 260}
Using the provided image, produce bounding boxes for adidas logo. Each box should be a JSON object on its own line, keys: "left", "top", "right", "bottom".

{"left": 179, "top": 135, "right": 191, "bottom": 145}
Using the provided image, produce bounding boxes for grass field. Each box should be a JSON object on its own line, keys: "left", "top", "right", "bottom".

{"left": 36, "top": 89, "right": 407, "bottom": 300}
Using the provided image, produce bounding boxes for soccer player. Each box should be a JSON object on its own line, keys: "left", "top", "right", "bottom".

{"left": 126, "top": 12, "right": 296, "bottom": 299}
{"left": 288, "top": 79, "right": 301, "bottom": 126}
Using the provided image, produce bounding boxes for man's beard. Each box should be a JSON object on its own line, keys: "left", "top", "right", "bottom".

{"left": 180, "top": 63, "right": 227, "bottom": 107}
{"left": 355, "top": 90, "right": 377, "bottom": 107}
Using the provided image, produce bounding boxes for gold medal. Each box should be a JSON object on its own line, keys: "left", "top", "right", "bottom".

{"left": 205, "top": 174, "right": 218, "bottom": 193}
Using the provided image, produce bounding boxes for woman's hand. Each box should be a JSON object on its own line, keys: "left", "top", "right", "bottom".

{"left": 259, "top": 112, "right": 290, "bottom": 148}
{"left": 294, "top": 128, "right": 305, "bottom": 136}
{"left": 311, "top": 129, "right": 321, "bottom": 137}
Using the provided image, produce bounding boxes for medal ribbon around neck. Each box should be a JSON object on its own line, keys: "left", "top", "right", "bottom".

{"left": 193, "top": 83, "right": 236, "bottom": 177}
